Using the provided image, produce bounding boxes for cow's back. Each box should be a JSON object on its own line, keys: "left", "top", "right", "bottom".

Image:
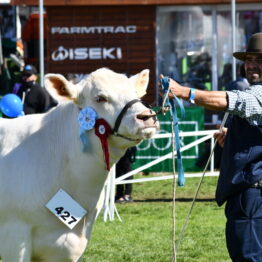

{"left": 0, "top": 115, "right": 43, "bottom": 156}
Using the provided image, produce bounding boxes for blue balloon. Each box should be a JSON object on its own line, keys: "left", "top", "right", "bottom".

{"left": 0, "top": 94, "right": 24, "bottom": 118}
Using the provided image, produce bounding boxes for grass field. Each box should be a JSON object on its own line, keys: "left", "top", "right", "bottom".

{"left": 83, "top": 174, "right": 231, "bottom": 262}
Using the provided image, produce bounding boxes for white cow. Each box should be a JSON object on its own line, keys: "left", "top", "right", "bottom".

{"left": 0, "top": 68, "right": 159, "bottom": 262}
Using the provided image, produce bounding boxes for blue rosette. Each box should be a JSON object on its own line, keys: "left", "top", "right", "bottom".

{"left": 78, "top": 107, "right": 98, "bottom": 152}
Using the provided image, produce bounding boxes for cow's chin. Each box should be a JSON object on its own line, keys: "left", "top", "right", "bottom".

{"left": 115, "top": 127, "right": 157, "bottom": 146}
{"left": 137, "top": 126, "right": 157, "bottom": 140}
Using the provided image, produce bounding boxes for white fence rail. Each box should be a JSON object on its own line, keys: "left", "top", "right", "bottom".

{"left": 103, "top": 129, "right": 218, "bottom": 221}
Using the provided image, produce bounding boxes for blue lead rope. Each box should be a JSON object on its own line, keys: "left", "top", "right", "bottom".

{"left": 161, "top": 77, "right": 185, "bottom": 186}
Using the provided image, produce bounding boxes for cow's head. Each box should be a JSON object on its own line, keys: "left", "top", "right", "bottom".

{"left": 45, "top": 68, "right": 159, "bottom": 148}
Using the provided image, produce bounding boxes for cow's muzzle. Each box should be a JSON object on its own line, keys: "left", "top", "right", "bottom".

{"left": 112, "top": 99, "right": 158, "bottom": 141}
{"left": 137, "top": 109, "right": 157, "bottom": 123}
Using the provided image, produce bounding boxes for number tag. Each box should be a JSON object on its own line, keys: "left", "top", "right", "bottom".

{"left": 46, "top": 189, "right": 87, "bottom": 229}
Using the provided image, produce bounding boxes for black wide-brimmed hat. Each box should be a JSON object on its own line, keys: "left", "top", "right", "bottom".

{"left": 233, "top": 33, "right": 262, "bottom": 61}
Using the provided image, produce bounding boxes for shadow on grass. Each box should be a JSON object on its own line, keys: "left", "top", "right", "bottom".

{"left": 133, "top": 198, "right": 215, "bottom": 203}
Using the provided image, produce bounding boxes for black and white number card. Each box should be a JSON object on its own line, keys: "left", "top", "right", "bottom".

{"left": 46, "top": 189, "right": 87, "bottom": 229}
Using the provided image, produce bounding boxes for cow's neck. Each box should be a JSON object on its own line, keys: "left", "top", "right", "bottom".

{"left": 39, "top": 102, "right": 135, "bottom": 240}
{"left": 47, "top": 103, "right": 133, "bottom": 206}
{"left": 108, "top": 142, "right": 131, "bottom": 165}
{"left": 41, "top": 103, "right": 104, "bottom": 203}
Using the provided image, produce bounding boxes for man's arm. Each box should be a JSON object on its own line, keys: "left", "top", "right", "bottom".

{"left": 165, "top": 76, "right": 262, "bottom": 122}
{"left": 166, "top": 77, "right": 228, "bottom": 111}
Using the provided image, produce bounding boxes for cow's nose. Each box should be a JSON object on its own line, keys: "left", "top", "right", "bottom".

{"left": 136, "top": 109, "right": 157, "bottom": 123}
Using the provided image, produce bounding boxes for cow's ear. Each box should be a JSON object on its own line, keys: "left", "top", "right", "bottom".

{"left": 129, "top": 69, "right": 149, "bottom": 98}
{"left": 45, "top": 74, "right": 78, "bottom": 102}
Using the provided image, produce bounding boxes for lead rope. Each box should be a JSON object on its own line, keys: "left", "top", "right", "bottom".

{"left": 171, "top": 118, "right": 177, "bottom": 262}
{"left": 160, "top": 77, "right": 185, "bottom": 262}
{"left": 161, "top": 77, "right": 185, "bottom": 186}
{"left": 175, "top": 112, "right": 229, "bottom": 253}
{"left": 160, "top": 77, "right": 230, "bottom": 259}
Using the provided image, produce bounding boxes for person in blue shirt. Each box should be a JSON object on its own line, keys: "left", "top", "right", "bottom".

{"left": 163, "top": 32, "right": 262, "bottom": 262}
{"left": 226, "top": 63, "right": 250, "bottom": 92}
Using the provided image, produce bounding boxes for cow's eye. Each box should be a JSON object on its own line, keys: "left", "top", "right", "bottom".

{"left": 96, "top": 95, "right": 108, "bottom": 103}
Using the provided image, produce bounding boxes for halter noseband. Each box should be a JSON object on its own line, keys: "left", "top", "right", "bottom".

{"left": 112, "top": 99, "right": 141, "bottom": 141}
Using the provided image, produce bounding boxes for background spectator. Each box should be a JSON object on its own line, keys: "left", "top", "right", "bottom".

{"left": 13, "top": 64, "right": 57, "bottom": 114}
{"left": 115, "top": 146, "right": 137, "bottom": 203}
{"left": 226, "top": 63, "right": 250, "bottom": 91}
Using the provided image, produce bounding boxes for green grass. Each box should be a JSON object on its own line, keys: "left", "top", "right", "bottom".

{"left": 83, "top": 174, "right": 231, "bottom": 262}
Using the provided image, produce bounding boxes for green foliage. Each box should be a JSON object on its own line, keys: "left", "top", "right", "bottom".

{"left": 83, "top": 175, "right": 231, "bottom": 262}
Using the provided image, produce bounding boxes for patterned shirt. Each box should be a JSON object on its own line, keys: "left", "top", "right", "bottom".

{"left": 226, "top": 84, "right": 262, "bottom": 126}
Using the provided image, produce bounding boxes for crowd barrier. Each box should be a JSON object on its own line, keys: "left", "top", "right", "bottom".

{"left": 103, "top": 129, "right": 218, "bottom": 221}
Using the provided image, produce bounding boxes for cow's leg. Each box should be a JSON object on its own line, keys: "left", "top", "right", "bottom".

{"left": 0, "top": 221, "right": 32, "bottom": 262}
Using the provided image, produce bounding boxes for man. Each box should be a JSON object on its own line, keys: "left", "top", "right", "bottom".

{"left": 14, "top": 64, "right": 57, "bottom": 114}
{"left": 163, "top": 32, "right": 262, "bottom": 262}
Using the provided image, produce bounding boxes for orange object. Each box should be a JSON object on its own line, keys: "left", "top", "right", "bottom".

{"left": 22, "top": 12, "right": 47, "bottom": 42}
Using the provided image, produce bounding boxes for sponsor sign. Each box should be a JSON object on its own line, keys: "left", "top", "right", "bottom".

{"left": 51, "top": 25, "right": 137, "bottom": 34}
{"left": 46, "top": 6, "right": 156, "bottom": 102}
{"left": 51, "top": 46, "right": 122, "bottom": 61}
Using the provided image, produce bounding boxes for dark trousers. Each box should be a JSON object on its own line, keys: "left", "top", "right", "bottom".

{"left": 225, "top": 188, "right": 262, "bottom": 262}
{"left": 116, "top": 180, "right": 133, "bottom": 197}
{"left": 115, "top": 160, "right": 133, "bottom": 198}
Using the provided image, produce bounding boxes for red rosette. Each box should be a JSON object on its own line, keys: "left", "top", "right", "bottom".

{"left": 95, "top": 119, "right": 112, "bottom": 171}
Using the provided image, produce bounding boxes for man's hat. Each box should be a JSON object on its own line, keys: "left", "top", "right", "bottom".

{"left": 22, "top": 64, "right": 37, "bottom": 76}
{"left": 233, "top": 33, "right": 262, "bottom": 61}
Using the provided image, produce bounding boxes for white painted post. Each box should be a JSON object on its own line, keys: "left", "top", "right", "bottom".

{"left": 103, "top": 175, "right": 111, "bottom": 222}
{"left": 103, "top": 165, "right": 122, "bottom": 222}
{"left": 108, "top": 164, "right": 116, "bottom": 221}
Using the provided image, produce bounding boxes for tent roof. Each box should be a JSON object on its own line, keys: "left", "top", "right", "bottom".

{"left": 11, "top": 0, "right": 258, "bottom": 6}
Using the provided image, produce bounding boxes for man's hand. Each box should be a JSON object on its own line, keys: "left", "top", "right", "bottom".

{"left": 214, "top": 128, "right": 228, "bottom": 148}
{"left": 159, "top": 75, "right": 190, "bottom": 100}
{"left": 159, "top": 75, "right": 228, "bottom": 111}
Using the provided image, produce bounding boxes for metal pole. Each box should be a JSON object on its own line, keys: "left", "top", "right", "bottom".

{"left": 0, "top": 26, "right": 3, "bottom": 67}
{"left": 231, "top": 0, "right": 236, "bottom": 80}
{"left": 211, "top": 9, "right": 218, "bottom": 92}
{"left": 39, "top": 0, "right": 44, "bottom": 87}
{"left": 211, "top": 9, "right": 218, "bottom": 123}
